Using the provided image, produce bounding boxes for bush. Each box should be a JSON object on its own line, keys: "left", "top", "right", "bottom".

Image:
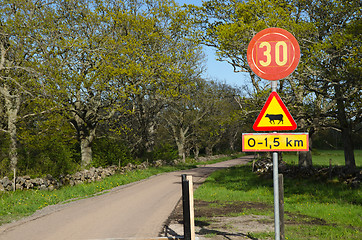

{"left": 151, "top": 143, "right": 179, "bottom": 163}
{"left": 0, "top": 133, "right": 10, "bottom": 177}
{"left": 16, "top": 115, "right": 79, "bottom": 178}
{"left": 92, "top": 138, "right": 132, "bottom": 168}
{"left": 17, "top": 139, "right": 79, "bottom": 178}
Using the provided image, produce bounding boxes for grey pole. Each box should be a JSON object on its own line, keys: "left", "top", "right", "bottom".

{"left": 271, "top": 80, "right": 280, "bottom": 240}
{"left": 271, "top": 81, "right": 277, "bottom": 92}
{"left": 273, "top": 152, "right": 280, "bottom": 240}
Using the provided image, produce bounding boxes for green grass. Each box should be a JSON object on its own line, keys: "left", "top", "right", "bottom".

{"left": 283, "top": 149, "right": 362, "bottom": 167}
{"left": 194, "top": 151, "right": 362, "bottom": 239}
{"left": 0, "top": 154, "right": 244, "bottom": 226}
{"left": 195, "top": 166, "right": 275, "bottom": 204}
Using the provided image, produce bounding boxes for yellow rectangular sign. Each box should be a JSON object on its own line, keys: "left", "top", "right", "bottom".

{"left": 242, "top": 133, "right": 309, "bottom": 152}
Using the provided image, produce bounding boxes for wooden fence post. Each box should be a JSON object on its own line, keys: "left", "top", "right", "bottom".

{"left": 181, "top": 174, "right": 195, "bottom": 240}
{"left": 186, "top": 175, "right": 195, "bottom": 240}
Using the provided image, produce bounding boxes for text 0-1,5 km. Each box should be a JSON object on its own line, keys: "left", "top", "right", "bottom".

{"left": 242, "top": 133, "right": 309, "bottom": 152}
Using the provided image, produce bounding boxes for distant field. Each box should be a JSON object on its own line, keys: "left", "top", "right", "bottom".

{"left": 283, "top": 149, "right": 362, "bottom": 167}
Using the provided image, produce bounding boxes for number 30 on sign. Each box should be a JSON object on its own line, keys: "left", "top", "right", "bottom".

{"left": 247, "top": 28, "right": 300, "bottom": 81}
{"left": 242, "top": 133, "right": 309, "bottom": 152}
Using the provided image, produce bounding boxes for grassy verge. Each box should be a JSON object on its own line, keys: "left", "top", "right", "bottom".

{"left": 0, "top": 153, "right": 244, "bottom": 226}
{"left": 194, "top": 151, "right": 362, "bottom": 239}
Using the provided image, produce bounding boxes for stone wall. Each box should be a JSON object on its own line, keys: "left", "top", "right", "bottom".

{"left": 0, "top": 161, "right": 155, "bottom": 192}
{"left": 0, "top": 154, "right": 229, "bottom": 192}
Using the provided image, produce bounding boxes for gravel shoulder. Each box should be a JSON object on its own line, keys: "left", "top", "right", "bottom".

{"left": 163, "top": 200, "right": 274, "bottom": 240}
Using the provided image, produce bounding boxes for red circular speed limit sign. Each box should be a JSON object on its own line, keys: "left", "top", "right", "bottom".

{"left": 247, "top": 28, "right": 300, "bottom": 81}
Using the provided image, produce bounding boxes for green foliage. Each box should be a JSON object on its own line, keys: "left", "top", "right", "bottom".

{"left": 151, "top": 143, "right": 179, "bottom": 162}
{"left": 0, "top": 0, "right": 208, "bottom": 174}
{"left": 92, "top": 138, "right": 132, "bottom": 168}
{"left": 0, "top": 134, "right": 10, "bottom": 177}
{"left": 0, "top": 0, "right": 359, "bottom": 178}
{"left": 16, "top": 114, "right": 79, "bottom": 178}
{"left": 194, "top": 0, "right": 361, "bottom": 168}
{"left": 19, "top": 141, "right": 78, "bottom": 179}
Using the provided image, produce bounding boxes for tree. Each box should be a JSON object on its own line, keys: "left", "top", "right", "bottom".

{"left": 192, "top": 0, "right": 361, "bottom": 169}
{"left": 37, "top": 0, "right": 124, "bottom": 167}
{"left": 300, "top": 0, "right": 361, "bottom": 169}
{"left": 109, "top": 0, "right": 204, "bottom": 158}
{"left": 0, "top": 0, "right": 50, "bottom": 176}
{"left": 191, "top": 0, "right": 315, "bottom": 166}
{"left": 163, "top": 78, "right": 212, "bottom": 162}
{"left": 192, "top": 81, "right": 243, "bottom": 157}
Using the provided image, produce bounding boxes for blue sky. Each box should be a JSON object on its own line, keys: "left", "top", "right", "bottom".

{"left": 176, "top": 0, "right": 250, "bottom": 88}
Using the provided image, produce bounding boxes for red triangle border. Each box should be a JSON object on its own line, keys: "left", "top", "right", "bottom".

{"left": 253, "top": 91, "right": 297, "bottom": 131}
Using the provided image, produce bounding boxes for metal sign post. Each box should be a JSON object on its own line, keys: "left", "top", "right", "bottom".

{"left": 273, "top": 151, "right": 280, "bottom": 240}
{"left": 271, "top": 81, "right": 280, "bottom": 240}
{"left": 245, "top": 28, "right": 302, "bottom": 240}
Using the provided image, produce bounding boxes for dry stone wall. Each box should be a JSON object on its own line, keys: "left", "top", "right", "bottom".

{"left": 0, "top": 154, "right": 229, "bottom": 192}
{"left": 0, "top": 161, "right": 155, "bottom": 192}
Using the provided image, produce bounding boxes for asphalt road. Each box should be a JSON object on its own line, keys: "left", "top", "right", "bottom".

{"left": 0, "top": 156, "right": 252, "bottom": 240}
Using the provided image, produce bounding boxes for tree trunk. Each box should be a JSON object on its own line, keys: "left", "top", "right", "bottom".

{"left": 177, "top": 142, "right": 186, "bottom": 163}
{"left": 71, "top": 110, "right": 97, "bottom": 167}
{"left": 193, "top": 145, "right": 200, "bottom": 160}
{"left": 145, "top": 123, "right": 156, "bottom": 153}
{"left": 298, "top": 133, "right": 313, "bottom": 168}
{"left": 334, "top": 85, "right": 356, "bottom": 169}
{"left": 80, "top": 136, "right": 93, "bottom": 167}
{"left": 230, "top": 140, "right": 235, "bottom": 152}
{"left": 298, "top": 151, "right": 312, "bottom": 167}
{"left": 175, "top": 128, "right": 188, "bottom": 162}
{"left": 206, "top": 146, "right": 213, "bottom": 156}
{"left": 8, "top": 116, "right": 18, "bottom": 172}
{"left": 185, "top": 147, "right": 191, "bottom": 158}
{"left": 341, "top": 127, "right": 355, "bottom": 169}
{"left": 298, "top": 120, "right": 313, "bottom": 168}
{"left": 80, "top": 126, "right": 96, "bottom": 167}
{"left": 229, "top": 131, "right": 238, "bottom": 152}
{"left": 2, "top": 87, "right": 21, "bottom": 174}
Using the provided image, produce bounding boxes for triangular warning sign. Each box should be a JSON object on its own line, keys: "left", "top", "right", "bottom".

{"left": 253, "top": 91, "right": 297, "bottom": 131}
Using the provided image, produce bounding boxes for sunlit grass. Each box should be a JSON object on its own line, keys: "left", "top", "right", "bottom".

{"left": 194, "top": 152, "right": 362, "bottom": 239}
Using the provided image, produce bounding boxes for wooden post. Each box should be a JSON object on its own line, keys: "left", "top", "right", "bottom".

{"left": 181, "top": 174, "right": 195, "bottom": 240}
{"left": 182, "top": 175, "right": 191, "bottom": 240}
{"left": 186, "top": 175, "right": 195, "bottom": 240}
{"left": 278, "top": 174, "right": 285, "bottom": 240}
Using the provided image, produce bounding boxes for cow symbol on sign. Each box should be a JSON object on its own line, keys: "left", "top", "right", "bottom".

{"left": 265, "top": 114, "right": 283, "bottom": 124}
{"left": 253, "top": 92, "right": 297, "bottom": 131}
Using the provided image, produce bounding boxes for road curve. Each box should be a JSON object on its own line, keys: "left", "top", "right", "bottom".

{"left": 0, "top": 156, "right": 252, "bottom": 240}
